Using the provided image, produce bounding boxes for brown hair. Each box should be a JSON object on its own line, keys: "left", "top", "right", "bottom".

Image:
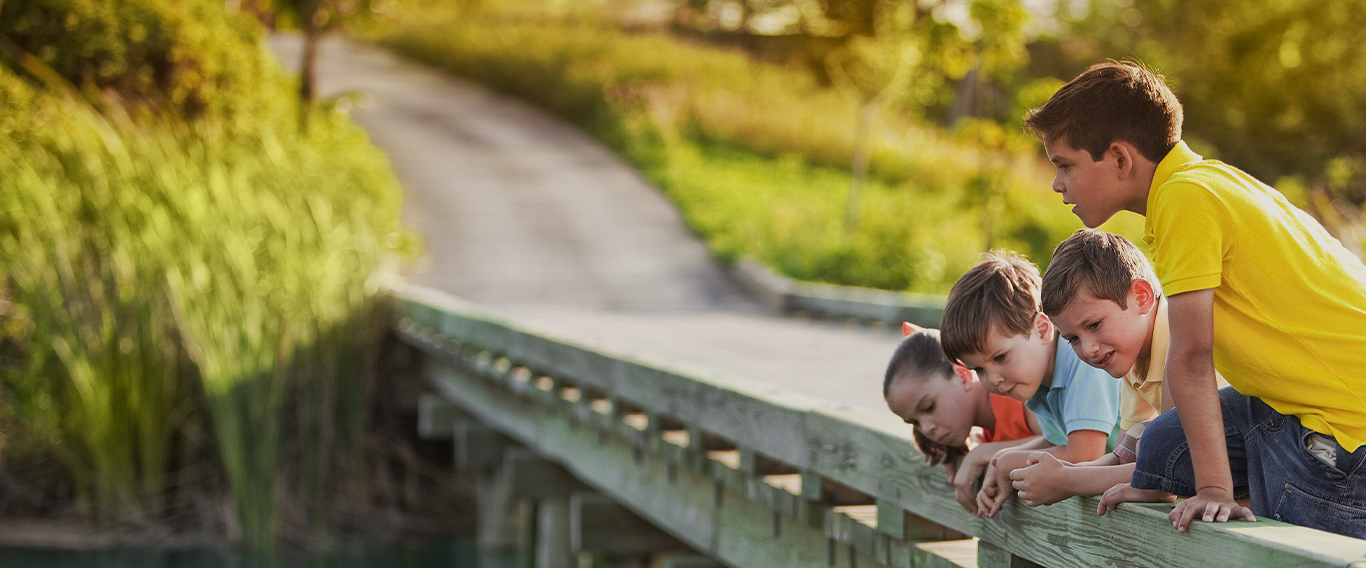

{"left": 1024, "top": 61, "right": 1183, "bottom": 164}
{"left": 1041, "top": 229, "right": 1161, "bottom": 317}
{"left": 883, "top": 329, "right": 964, "bottom": 466}
{"left": 940, "top": 251, "right": 1042, "bottom": 363}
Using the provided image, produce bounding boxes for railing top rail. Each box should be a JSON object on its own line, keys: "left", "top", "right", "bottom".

{"left": 390, "top": 282, "right": 1366, "bottom": 568}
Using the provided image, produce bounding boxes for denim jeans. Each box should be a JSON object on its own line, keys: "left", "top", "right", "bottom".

{"left": 1132, "top": 386, "right": 1366, "bottom": 538}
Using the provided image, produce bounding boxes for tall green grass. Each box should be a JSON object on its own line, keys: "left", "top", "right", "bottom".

{"left": 0, "top": 62, "right": 408, "bottom": 546}
{"left": 374, "top": 14, "right": 1144, "bottom": 292}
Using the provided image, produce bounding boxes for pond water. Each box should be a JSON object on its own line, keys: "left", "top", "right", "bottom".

{"left": 0, "top": 539, "right": 478, "bottom": 568}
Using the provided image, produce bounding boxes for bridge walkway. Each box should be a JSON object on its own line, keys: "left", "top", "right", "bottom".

{"left": 267, "top": 34, "right": 903, "bottom": 416}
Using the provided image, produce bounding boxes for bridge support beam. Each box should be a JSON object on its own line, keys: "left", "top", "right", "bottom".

{"left": 418, "top": 392, "right": 466, "bottom": 440}
{"left": 476, "top": 456, "right": 534, "bottom": 568}
{"left": 978, "top": 539, "right": 1044, "bottom": 568}
{"left": 535, "top": 496, "right": 575, "bottom": 568}
{"left": 570, "top": 492, "right": 688, "bottom": 558}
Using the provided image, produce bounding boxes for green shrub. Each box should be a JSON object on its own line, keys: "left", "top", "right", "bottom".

{"left": 0, "top": 0, "right": 412, "bottom": 547}
{"left": 0, "top": 0, "right": 290, "bottom": 129}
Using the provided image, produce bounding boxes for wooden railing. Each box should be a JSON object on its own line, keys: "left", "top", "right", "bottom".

{"left": 390, "top": 282, "right": 1366, "bottom": 568}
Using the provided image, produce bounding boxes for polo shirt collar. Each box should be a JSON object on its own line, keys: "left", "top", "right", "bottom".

{"left": 1149, "top": 140, "right": 1202, "bottom": 195}
{"left": 1144, "top": 141, "right": 1202, "bottom": 246}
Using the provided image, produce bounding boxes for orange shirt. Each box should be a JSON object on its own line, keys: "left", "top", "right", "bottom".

{"left": 981, "top": 393, "right": 1034, "bottom": 443}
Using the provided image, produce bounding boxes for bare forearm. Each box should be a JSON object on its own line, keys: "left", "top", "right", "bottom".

{"left": 974, "top": 436, "right": 1043, "bottom": 456}
{"left": 1063, "top": 463, "right": 1136, "bottom": 498}
{"left": 1168, "top": 361, "right": 1231, "bottom": 493}
{"left": 1043, "top": 431, "right": 1108, "bottom": 463}
{"left": 1166, "top": 290, "right": 1235, "bottom": 495}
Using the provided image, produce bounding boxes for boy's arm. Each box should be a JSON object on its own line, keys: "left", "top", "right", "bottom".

{"left": 1009, "top": 455, "right": 1135, "bottom": 506}
{"left": 1166, "top": 290, "right": 1254, "bottom": 532}
{"left": 1041, "top": 429, "right": 1109, "bottom": 463}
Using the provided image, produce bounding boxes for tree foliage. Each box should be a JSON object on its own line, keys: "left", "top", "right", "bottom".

{"left": 1061, "top": 0, "right": 1366, "bottom": 203}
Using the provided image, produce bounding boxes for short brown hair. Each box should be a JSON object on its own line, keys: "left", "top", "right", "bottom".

{"left": 1024, "top": 61, "right": 1183, "bottom": 164}
{"left": 940, "top": 251, "right": 1042, "bottom": 362}
{"left": 1041, "top": 229, "right": 1161, "bottom": 317}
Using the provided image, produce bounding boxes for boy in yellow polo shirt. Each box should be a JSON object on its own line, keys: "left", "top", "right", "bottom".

{"left": 1023, "top": 61, "right": 1366, "bottom": 538}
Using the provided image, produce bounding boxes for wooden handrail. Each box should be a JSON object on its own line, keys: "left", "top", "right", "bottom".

{"left": 391, "top": 281, "right": 1366, "bottom": 568}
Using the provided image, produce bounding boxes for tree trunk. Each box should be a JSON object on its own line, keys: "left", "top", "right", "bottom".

{"left": 298, "top": 0, "right": 323, "bottom": 132}
{"left": 845, "top": 103, "right": 877, "bottom": 231}
{"left": 947, "top": 66, "right": 979, "bottom": 127}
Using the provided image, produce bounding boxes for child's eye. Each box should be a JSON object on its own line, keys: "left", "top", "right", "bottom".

{"left": 1087, "top": 321, "right": 1100, "bottom": 331}
{"left": 994, "top": 354, "right": 1006, "bottom": 363}
{"left": 925, "top": 403, "right": 935, "bottom": 413}
{"left": 1065, "top": 336, "right": 1079, "bottom": 345}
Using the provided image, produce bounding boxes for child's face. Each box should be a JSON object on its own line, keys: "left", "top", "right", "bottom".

{"left": 1052, "top": 281, "right": 1156, "bottom": 378}
{"left": 1045, "top": 138, "right": 1126, "bottom": 228}
{"left": 957, "top": 315, "right": 1055, "bottom": 402}
{"left": 885, "top": 368, "right": 978, "bottom": 448}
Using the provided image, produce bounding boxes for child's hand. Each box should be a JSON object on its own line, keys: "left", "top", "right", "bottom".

{"left": 1167, "top": 487, "right": 1254, "bottom": 532}
{"left": 976, "top": 458, "right": 1013, "bottom": 517}
{"left": 975, "top": 469, "right": 998, "bottom": 517}
{"left": 951, "top": 448, "right": 991, "bottom": 513}
{"left": 1096, "top": 483, "right": 1176, "bottom": 516}
{"left": 1009, "top": 452, "right": 1075, "bottom": 507}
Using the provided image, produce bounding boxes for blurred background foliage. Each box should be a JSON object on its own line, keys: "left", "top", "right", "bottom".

{"left": 4, "top": 0, "right": 1366, "bottom": 550}
{"left": 0, "top": 0, "right": 463, "bottom": 551}
{"left": 369, "top": 0, "right": 1366, "bottom": 288}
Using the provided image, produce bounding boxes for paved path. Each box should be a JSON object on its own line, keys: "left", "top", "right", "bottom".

{"left": 268, "top": 35, "right": 903, "bottom": 414}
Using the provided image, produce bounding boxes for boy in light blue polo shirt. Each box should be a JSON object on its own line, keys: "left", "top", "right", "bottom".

{"left": 1029, "top": 339, "right": 1123, "bottom": 450}
{"left": 941, "top": 251, "right": 1122, "bottom": 517}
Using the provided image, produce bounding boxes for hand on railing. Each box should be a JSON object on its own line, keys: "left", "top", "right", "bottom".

{"left": 1096, "top": 483, "right": 1175, "bottom": 517}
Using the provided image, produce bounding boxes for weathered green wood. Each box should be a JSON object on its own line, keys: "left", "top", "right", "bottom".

{"left": 393, "top": 287, "right": 1366, "bottom": 568}
{"left": 876, "top": 499, "right": 963, "bottom": 541}
{"left": 659, "top": 553, "right": 725, "bottom": 568}
{"left": 504, "top": 450, "right": 592, "bottom": 500}
{"left": 912, "top": 540, "right": 977, "bottom": 568}
{"left": 978, "top": 539, "right": 1042, "bottom": 568}
{"left": 570, "top": 492, "right": 687, "bottom": 556}
{"left": 535, "top": 496, "right": 574, "bottom": 568}
{"left": 419, "top": 353, "right": 891, "bottom": 568}
{"left": 455, "top": 419, "right": 512, "bottom": 472}
{"left": 476, "top": 465, "right": 534, "bottom": 568}
{"left": 417, "top": 393, "right": 464, "bottom": 440}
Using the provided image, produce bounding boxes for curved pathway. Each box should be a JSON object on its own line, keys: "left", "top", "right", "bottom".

{"left": 268, "top": 35, "right": 902, "bottom": 413}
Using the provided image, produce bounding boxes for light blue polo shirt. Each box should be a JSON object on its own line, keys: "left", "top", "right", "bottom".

{"left": 1025, "top": 340, "right": 1122, "bottom": 450}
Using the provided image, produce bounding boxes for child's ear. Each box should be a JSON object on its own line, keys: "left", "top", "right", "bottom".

{"left": 1110, "top": 141, "right": 1135, "bottom": 178}
{"left": 1031, "top": 312, "right": 1055, "bottom": 340}
{"left": 1131, "top": 279, "right": 1158, "bottom": 314}
{"left": 953, "top": 364, "right": 975, "bottom": 388}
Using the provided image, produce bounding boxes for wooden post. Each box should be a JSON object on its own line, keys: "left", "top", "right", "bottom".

{"left": 536, "top": 496, "right": 574, "bottom": 568}
{"left": 477, "top": 451, "right": 535, "bottom": 568}
{"left": 977, "top": 539, "right": 1043, "bottom": 568}
{"left": 418, "top": 393, "right": 465, "bottom": 440}
{"left": 875, "top": 499, "right": 963, "bottom": 541}
{"left": 457, "top": 419, "right": 512, "bottom": 473}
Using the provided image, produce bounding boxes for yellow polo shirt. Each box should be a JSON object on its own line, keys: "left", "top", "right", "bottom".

{"left": 1119, "top": 299, "right": 1230, "bottom": 430}
{"left": 1144, "top": 141, "right": 1366, "bottom": 452}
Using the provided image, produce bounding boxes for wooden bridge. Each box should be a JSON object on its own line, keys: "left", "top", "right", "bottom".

{"left": 390, "top": 281, "right": 1366, "bottom": 568}
{"left": 266, "top": 34, "right": 1366, "bottom": 568}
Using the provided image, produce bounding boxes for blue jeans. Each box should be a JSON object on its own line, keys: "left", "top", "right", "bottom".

{"left": 1132, "top": 386, "right": 1366, "bottom": 538}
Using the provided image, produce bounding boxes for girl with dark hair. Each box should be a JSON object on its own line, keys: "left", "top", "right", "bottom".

{"left": 885, "top": 324, "right": 1043, "bottom": 514}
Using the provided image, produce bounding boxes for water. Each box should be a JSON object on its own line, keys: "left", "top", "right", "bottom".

{"left": 0, "top": 539, "right": 478, "bottom": 568}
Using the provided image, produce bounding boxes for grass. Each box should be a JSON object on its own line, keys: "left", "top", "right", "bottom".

{"left": 372, "top": 12, "right": 1145, "bottom": 293}
{"left": 0, "top": 60, "right": 410, "bottom": 546}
